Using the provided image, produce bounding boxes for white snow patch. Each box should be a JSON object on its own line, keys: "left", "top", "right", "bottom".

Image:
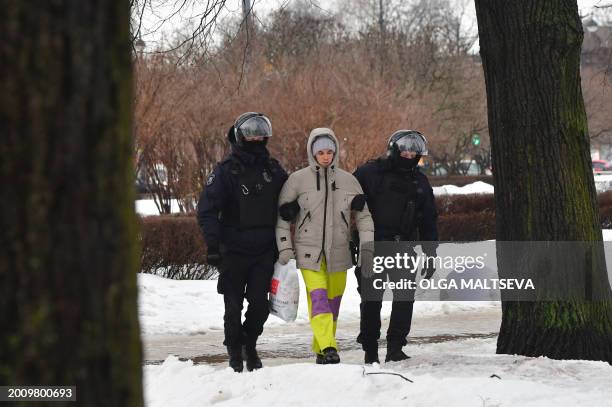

{"left": 135, "top": 199, "right": 182, "bottom": 216}
{"left": 140, "top": 231, "right": 612, "bottom": 336}
{"left": 138, "top": 262, "right": 498, "bottom": 337}
{"left": 140, "top": 233, "right": 612, "bottom": 406}
{"left": 433, "top": 181, "right": 494, "bottom": 196}
{"left": 143, "top": 350, "right": 612, "bottom": 407}
{"left": 602, "top": 229, "right": 612, "bottom": 241}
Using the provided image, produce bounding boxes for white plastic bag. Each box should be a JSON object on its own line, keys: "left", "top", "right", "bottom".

{"left": 269, "top": 261, "right": 300, "bottom": 322}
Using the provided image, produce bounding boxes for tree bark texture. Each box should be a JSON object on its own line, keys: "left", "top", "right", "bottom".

{"left": 475, "top": 0, "right": 612, "bottom": 362}
{"left": 0, "top": 1, "right": 144, "bottom": 404}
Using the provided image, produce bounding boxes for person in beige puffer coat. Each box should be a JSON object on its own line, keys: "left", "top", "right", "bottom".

{"left": 276, "top": 128, "right": 374, "bottom": 364}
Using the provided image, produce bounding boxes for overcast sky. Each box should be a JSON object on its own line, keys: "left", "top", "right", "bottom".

{"left": 138, "top": 0, "right": 611, "bottom": 50}
{"left": 247, "top": 0, "right": 611, "bottom": 19}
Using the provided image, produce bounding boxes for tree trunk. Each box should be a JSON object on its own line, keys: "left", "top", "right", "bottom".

{"left": 475, "top": 0, "right": 612, "bottom": 362}
{"left": 0, "top": 1, "right": 144, "bottom": 404}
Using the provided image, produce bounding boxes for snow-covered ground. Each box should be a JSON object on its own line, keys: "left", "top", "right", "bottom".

{"left": 135, "top": 199, "right": 183, "bottom": 216}
{"left": 144, "top": 344, "right": 612, "bottom": 407}
{"left": 139, "top": 245, "right": 612, "bottom": 406}
{"left": 139, "top": 230, "right": 612, "bottom": 336}
{"left": 432, "top": 181, "right": 494, "bottom": 196}
{"left": 138, "top": 267, "right": 497, "bottom": 337}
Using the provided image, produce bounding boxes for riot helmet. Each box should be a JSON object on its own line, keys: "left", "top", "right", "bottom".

{"left": 233, "top": 112, "right": 272, "bottom": 147}
{"left": 387, "top": 130, "right": 428, "bottom": 170}
{"left": 387, "top": 130, "right": 428, "bottom": 156}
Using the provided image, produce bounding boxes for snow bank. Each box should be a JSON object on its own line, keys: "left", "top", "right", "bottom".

{"left": 433, "top": 181, "right": 494, "bottom": 196}
{"left": 135, "top": 199, "right": 182, "bottom": 216}
{"left": 140, "top": 230, "right": 612, "bottom": 336}
{"left": 143, "top": 347, "right": 612, "bottom": 407}
{"left": 139, "top": 231, "right": 612, "bottom": 406}
{"left": 139, "top": 274, "right": 223, "bottom": 336}
{"left": 138, "top": 264, "right": 498, "bottom": 337}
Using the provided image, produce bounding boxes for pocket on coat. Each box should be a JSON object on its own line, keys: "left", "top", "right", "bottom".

{"left": 296, "top": 245, "right": 319, "bottom": 265}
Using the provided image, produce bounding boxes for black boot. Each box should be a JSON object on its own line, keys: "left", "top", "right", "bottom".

{"left": 244, "top": 344, "right": 263, "bottom": 371}
{"left": 316, "top": 353, "right": 325, "bottom": 364}
{"left": 227, "top": 345, "right": 244, "bottom": 372}
{"left": 364, "top": 345, "right": 380, "bottom": 364}
{"left": 385, "top": 343, "right": 410, "bottom": 362}
{"left": 322, "top": 347, "right": 340, "bottom": 364}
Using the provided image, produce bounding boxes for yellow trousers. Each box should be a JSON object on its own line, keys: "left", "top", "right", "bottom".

{"left": 301, "top": 257, "right": 347, "bottom": 355}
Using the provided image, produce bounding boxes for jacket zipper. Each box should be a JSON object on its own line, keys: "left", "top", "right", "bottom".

{"left": 319, "top": 168, "right": 328, "bottom": 262}
{"left": 298, "top": 211, "right": 311, "bottom": 230}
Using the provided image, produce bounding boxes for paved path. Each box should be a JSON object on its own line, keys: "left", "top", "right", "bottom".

{"left": 144, "top": 308, "right": 501, "bottom": 366}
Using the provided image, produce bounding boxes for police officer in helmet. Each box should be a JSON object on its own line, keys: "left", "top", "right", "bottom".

{"left": 197, "top": 112, "right": 288, "bottom": 372}
{"left": 353, "top": 130, "right": 439, "bottom": 364}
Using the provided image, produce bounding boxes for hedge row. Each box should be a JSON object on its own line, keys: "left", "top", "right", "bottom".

{"left": 139, "top": 215, "right": 216, "bottom": 280}
{"left": 435, "top": 190, "right": 612, "bottom": 217}
{"left": 435, "top": 193, "right": 495, "bottom": 216}
{"left": 438, "top": 212, "right": 496, "bottom": 241}
{"left": 139, "top": 191, "right": 612, "bottom": 278}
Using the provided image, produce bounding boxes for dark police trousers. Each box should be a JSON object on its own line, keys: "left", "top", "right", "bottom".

{"left": 220, "top": 249, "right": 275, "bottom": 347}
{"left": 355, "top": 262, "right": 417, "bottom": 350}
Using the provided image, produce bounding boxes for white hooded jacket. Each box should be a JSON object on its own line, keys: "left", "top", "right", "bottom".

{"left": 276, "top": 128, "right": 374, "bottom": 272}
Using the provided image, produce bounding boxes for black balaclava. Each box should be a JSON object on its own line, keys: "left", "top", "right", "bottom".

{"left": 390, "top": 144, "right": 420, "bottom": 172}
{"left": 397, "top": 155, "right": 421, "bottom": 171}
{"left": 240, "top": 139, "right": 268, "bottom": 156}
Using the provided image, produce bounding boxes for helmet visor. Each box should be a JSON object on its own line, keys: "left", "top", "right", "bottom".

{"left": 394, "top": 133, "right": 428, "bottom": 155}
{"left": 238, "top": 116, "right": 272, "bottom": 139}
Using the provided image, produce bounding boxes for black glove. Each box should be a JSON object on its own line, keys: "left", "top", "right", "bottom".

{"left": 279, "top": 200, "right": 300, "bottom": 222}
{"left": 351, "top": 194, "right": 366, "bottom": 211}
{"left": 206, "top": 243, "right": 222, "bottom": 268}
{"left": 421, "top": 264, "right": 436, "bottom": 280}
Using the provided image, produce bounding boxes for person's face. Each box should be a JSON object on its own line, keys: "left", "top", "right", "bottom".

{"left": 400, "top": 150, "right": 417, "bottom": 159}
{"left": 315, "top": 149, "right": 334, "bottom": 167}
{"left": 245, "top": 136, "right": 265, "bottom": 142}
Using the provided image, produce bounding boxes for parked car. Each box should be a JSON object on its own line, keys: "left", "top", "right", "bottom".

{"left": 592, "top": 159, "right": 610, "bottom": 172}
{"left": 425, "top": 160, "right": 492, "bottom": 176}
{"left": 458, "top": 160, "right": 492, "bottom": 176}
{"left": 431, "top": 164, "right": 448, "bottom": 176}
{"left": 135, "top": 177, "right": 152, "bottom": 195}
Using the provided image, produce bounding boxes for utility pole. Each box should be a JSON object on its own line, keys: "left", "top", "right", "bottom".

{"left": 238, "top": 0, "right": 254, "bottom": 90}
{"left": 242, "top": 0, "right": 253, "bottom": 31}
{"left": 378, "top": 0, "right": 388, "bottom": 75}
